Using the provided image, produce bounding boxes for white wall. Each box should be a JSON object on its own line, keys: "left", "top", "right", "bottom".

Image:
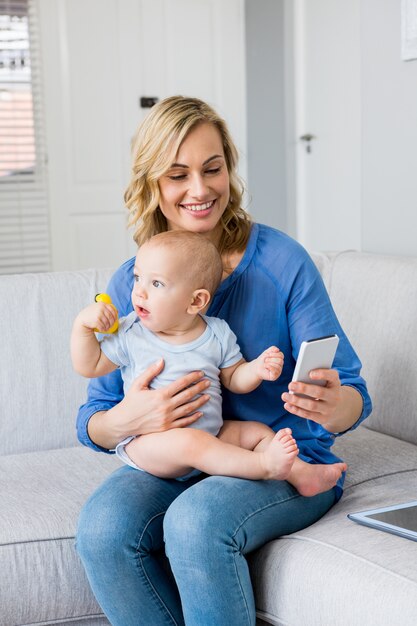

{"left": 38, "top": 0, "right": 247, "bottom": 271}
{"left": 37, "top": 0, "right": 417, "bottom": 266}
{"left": 245, "top": 0, "right": 288, "bottom": 232}
{"left": 361, "top": 0, "right": 417, "bottom": 256}
{"left": 291, "top": 0, "right": 417, "bottom": 256}
{"left": 292, "top": 0, "right": 362, "bottom": 253}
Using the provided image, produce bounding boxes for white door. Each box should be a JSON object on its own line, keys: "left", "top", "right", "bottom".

{"left": 38, "top": 0, "right": 246, "bottom": 270}
{"left": 292, "top": 0, "right": 362, "bottom": 252}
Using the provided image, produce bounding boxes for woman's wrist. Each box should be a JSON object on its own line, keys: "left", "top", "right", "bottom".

{"left": 87, "top": 404, "right": 132, "bottom": 450}
{"left": 322, "top": 385, "right": 363, "bottom": 434}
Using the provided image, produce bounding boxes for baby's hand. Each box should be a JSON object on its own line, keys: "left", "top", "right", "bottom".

{"left": 76, "top": 302, "right": 118, "bottom": 333}
{"left": 256, "top": 346, "right": 284, "bottom": 381}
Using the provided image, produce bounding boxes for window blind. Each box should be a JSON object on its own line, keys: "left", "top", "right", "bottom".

{"left": 0, "top": 0, "right": 50, "bottom": 274}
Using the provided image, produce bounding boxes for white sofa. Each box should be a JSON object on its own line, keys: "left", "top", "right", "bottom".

{"left": 1, "top": 250, "right": 417, "bottom": 626}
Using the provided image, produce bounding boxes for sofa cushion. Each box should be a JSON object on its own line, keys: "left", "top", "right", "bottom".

{"left": 332, "top": 424, "right": 417, "bottom": 489}
{"left": 250, "top": 426, "right": 417, "bottom": 626}
{"left": 327, "top": 251, "right": 417, "bottom": 445}
{"left": 2, "top": 426, "right": 416, "bottom": 626}
{"left": 0, "top": 446, "right": 121, "bottom": 625}
{"left": 252, "top": 471, "right": 417, "bottom": 626}
{"left": 0, "top": 269, "right": 113, "bottom": 456}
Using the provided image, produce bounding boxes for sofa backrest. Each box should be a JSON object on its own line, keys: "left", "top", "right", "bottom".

{"left": 0, "top": 268, "right": 113, "bottom": 455}
{"left": 313, "top": 250, "right": 417, "bottom": 446}
{"left": 1, "top": 250, "right": 416, "bottom": 456}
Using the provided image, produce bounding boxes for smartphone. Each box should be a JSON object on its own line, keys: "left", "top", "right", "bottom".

{"left": 291, "top": 334, "right": 339, "bottom": 397}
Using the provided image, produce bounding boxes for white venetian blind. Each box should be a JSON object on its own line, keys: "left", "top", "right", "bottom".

{"left": 0, "top": 0, "right": 50, "bottom": 274}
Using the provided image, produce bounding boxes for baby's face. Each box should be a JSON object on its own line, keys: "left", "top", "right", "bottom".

{"left": 131, "top": 244, "right": 195, "bottom": 333}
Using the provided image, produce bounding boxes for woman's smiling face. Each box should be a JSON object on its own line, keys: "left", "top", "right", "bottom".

{"left": 158, "top": 122, "right": 230, "bottom": 244}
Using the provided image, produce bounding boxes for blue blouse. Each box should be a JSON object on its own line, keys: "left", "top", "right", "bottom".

{"left": 76, "top": 223, "right": 372, "bottom": 496}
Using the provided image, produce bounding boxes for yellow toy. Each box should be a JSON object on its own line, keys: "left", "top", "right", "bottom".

{"left": 94, "top": 293, "right": 119, "bottom": 334}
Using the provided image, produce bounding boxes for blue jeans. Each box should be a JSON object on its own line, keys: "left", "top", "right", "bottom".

{"left": 76, "top": 466, "right": 336, "bottom": 626}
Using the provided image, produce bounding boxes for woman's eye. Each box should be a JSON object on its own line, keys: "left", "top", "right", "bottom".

{"left": 169, "top": 174, "right": 186, "bottom": 181}
{"left": 152, "top": 280, "right": 163, "bottom": 288}
{"left": 205, "top": 167, "right": 221, "bottom": 175}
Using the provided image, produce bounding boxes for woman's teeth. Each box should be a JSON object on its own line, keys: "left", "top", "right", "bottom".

{"left": 183, "top": 200, "right": 215, "bottom": 212}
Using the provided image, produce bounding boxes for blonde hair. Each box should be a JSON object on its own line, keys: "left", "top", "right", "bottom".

{"left": 142, "top": 231, "right": 223, "bottom": 296}
{"left": 124, "top": 95, "right": 251, "bottom": 255}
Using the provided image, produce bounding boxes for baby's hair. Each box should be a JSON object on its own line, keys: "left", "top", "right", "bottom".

{"left": 144, "top": 231, "right": 223, "bottom": 296}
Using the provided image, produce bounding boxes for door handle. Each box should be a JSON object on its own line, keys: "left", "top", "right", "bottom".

{"left": 300, "top": 134, "right": 316, "bottom": 153}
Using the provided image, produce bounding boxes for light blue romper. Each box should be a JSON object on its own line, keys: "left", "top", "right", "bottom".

{"left": 100, "top": 312, "right": 243, "bottom": 478}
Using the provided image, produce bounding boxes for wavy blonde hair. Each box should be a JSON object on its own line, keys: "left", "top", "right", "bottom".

{"left": 124, "top": 96, "right": 251, "bottom": 255}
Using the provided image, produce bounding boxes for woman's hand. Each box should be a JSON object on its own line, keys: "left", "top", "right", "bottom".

{"left": 281, "top": 368, "right": 363, "bottom": 434}
{"left": 87, "top": 358, "right": 211, "bottom": 450}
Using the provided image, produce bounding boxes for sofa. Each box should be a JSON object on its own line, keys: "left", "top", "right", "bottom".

{"left": 1, "top": 250, "right": 417, "bottom": 626}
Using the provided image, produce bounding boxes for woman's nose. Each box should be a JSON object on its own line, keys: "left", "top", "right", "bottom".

{"left": 189, "top": 174, "right": 209, "bottom": 199}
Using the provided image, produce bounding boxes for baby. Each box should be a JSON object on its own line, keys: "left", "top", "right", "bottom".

{"left": 71, "top": 231, "right": 341, "bottom": 491}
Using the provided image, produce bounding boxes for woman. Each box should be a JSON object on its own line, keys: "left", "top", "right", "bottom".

{"left": 76, "top": 96, "right": 371, "bottom": 626}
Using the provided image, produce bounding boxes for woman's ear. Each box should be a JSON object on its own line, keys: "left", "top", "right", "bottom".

{"left": 188, "top": 289, "right": 211, "bottom": 314}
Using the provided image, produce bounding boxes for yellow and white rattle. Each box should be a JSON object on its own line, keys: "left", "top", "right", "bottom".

{"left": 94, "top": 293, "right": 119, "bottom": 334}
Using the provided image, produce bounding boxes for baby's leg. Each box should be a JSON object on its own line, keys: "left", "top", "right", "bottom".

{"left": 218, "top": 421, "right": 346, "bottom": 496}
{"left": 287, "top": 457, "right": 348, "bottom": 497}
{"left": 219, "top": 420, "right": 299, "bottom": 479}
{"left": 125, "top": 431, "right": 196, "bottom": 479}
{"left": 125, "top": 426, "right": 297, "bottom": 481}
{"left": 218, "top": 420, "right": 275, "bottom": 451}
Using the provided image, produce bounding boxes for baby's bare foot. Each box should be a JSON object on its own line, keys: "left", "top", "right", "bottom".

{"left": 261, "top": 428, "right": 298, "bottom": 480}
{"left": 290, "top": 461, "right": 347, "bottom": 497}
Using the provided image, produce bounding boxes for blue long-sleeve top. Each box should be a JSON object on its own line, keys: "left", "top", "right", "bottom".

{"left": 76, "top": 223, "right": 372, "bottom": 496}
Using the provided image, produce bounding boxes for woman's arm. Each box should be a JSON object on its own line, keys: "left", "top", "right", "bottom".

{"left": 86, "top": 360, "right": 212, "bottom": 450}
{"left": 283, "top": 247, "right": 372, "bottom": 434}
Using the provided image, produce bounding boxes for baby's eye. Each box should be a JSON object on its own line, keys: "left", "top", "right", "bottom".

{"left": 134, "top": 274, "right": 140, "bottom": 283}
{"left": 152, "top": 280, "right": 164, "bottom": 288}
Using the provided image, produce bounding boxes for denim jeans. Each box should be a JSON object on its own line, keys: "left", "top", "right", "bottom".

{"left": 76, "top": 466, "right": 336, "bottom": 626}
